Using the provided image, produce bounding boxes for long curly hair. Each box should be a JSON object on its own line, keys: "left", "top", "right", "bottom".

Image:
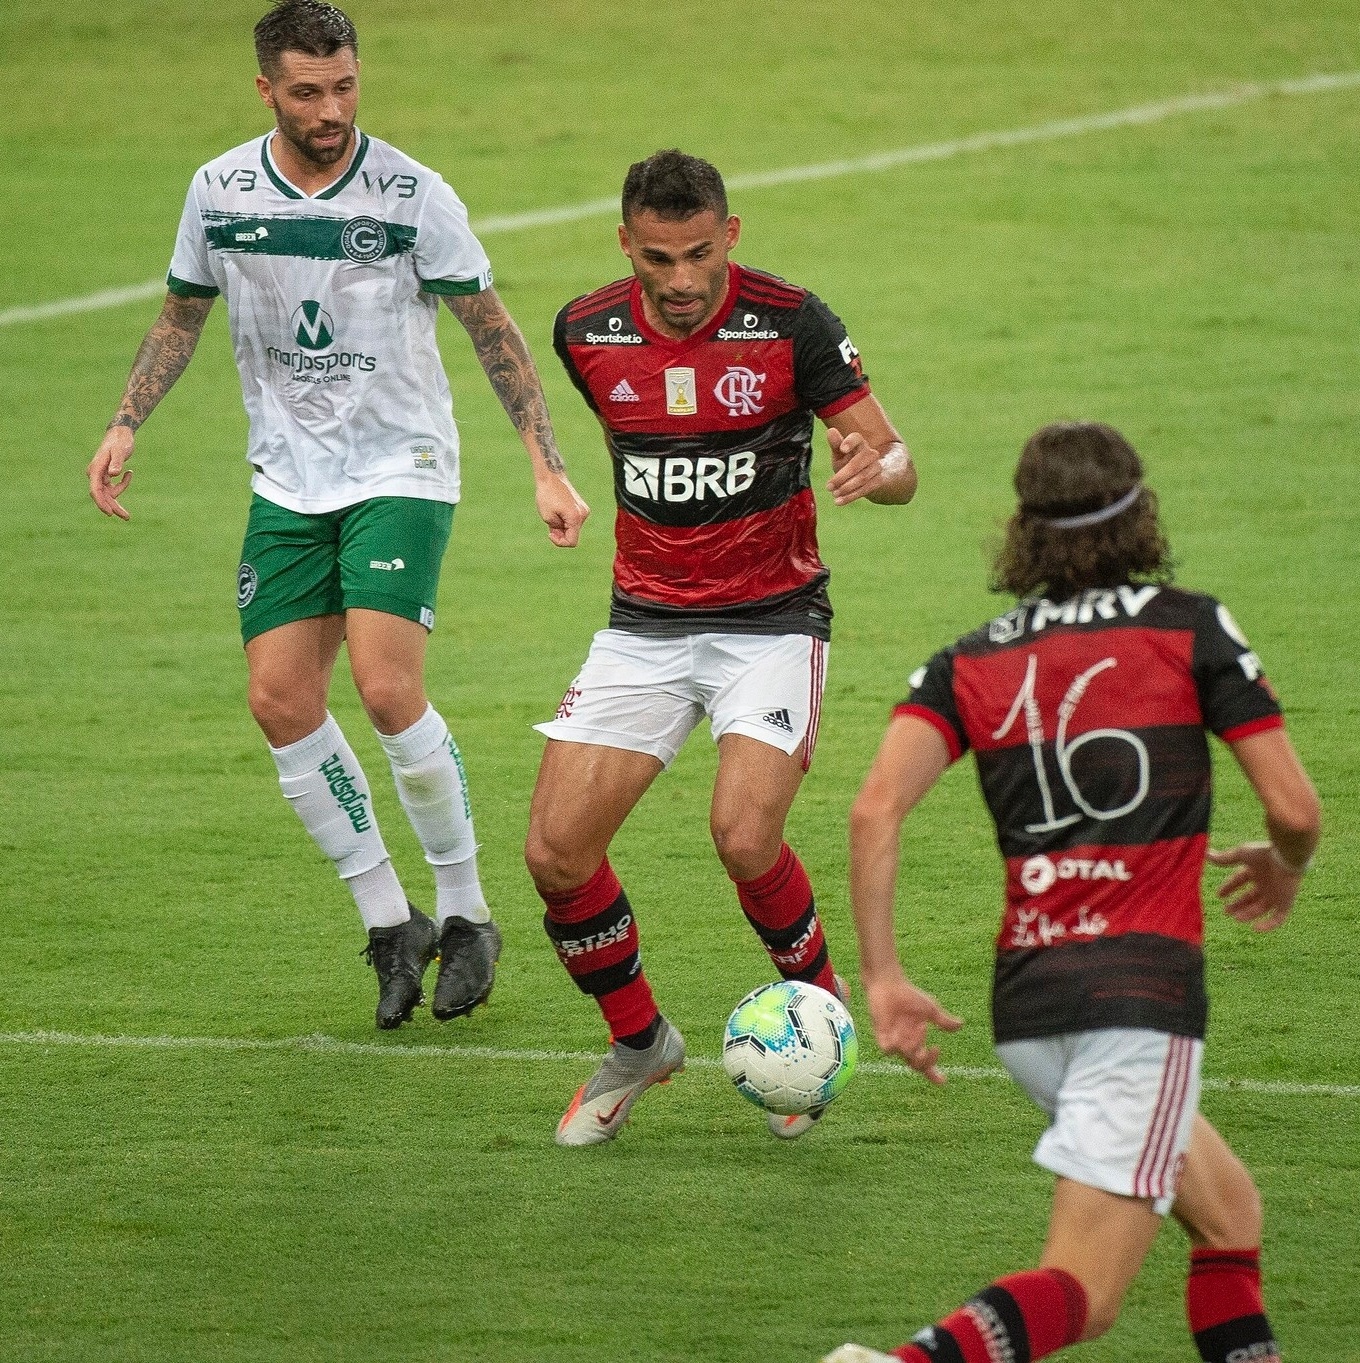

{"left": 990, "top": 422, "right": 1175, "bottom": 601}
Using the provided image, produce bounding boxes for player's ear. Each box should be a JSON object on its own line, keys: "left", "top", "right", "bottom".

{"left": 617, "top": 222, "right": 633, "bottom": 259}
{"left": 256, "top": 73, "right": 274, "bottom": 108}
{"left": 725, "top": 215, "right": 741, "bottom": 249}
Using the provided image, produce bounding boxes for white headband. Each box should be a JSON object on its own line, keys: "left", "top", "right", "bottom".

{"left": 1032, "top": 482, "right": 1143, "bottom": 529}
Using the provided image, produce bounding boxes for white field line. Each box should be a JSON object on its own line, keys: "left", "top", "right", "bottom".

{"left": 3, "top": 68, "right": 1358, "bottom": 330}
{"left": 2, "top": 1029, "right": 1356, "bottom": 1099}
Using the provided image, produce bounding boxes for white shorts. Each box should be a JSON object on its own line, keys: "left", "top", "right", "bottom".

{"left": 995, "top": 1028, "right": 1202, "bottom": 1215}
{"left": 534, "top": 629, "right": 828, "bottom": 769}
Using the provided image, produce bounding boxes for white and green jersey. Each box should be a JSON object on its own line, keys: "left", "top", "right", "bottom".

{"left": 168, "top": 130, "right": 493, "bottom": 514}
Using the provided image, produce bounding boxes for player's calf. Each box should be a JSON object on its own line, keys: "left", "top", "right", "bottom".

{"left": 538, "top": 858, "right": 660, "bottom": 1040}
{"left": 826, "top": 1269, "right": 1088, "bottom": 1363}
{"left": 734, "top": 842, "right": 840, "bottom": 995}
{"left": 1187, "top": 1249, "right": 1280, "bottom": 1363}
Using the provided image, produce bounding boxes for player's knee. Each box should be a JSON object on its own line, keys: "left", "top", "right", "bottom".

{"left": 248, "top": 674, "right": 323, "bottom": 746}
{"left": 522, "top": 825, "right": 557, "bottom": 886}
{"left": 355, "top": 671, "right": 424, "bottom": 735}
{"left": 710, "top": 811, "right": 780, "bottom": 881}
{"left": 524, "top": 822, "right": 585, "bottom": 894}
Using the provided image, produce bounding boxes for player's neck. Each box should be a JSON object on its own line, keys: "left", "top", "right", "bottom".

{"left": 268, "top": 128, "right": 357, "bottom": 196}
{"left": 637, "top": 293, "right": 722, "bottom": 342}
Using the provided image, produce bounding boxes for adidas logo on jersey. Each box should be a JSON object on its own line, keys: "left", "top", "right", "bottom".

{"left": 609, "top": 379, "right": 641, "bottom": 403}
{"left": 761, "top": 708, "right": 793, "bottom": 733}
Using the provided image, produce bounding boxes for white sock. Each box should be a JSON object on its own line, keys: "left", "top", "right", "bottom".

{"left": 270, "top": 714, "right": 409, "bottom": 930}
{"left": 432, "top": 857, "right": 487, "bottom": 925}
{"left": 346, "top": 861, "right": 411, "bottom": 931}
{"left": 376, "top": 704, "right": 489, "bottom": 925}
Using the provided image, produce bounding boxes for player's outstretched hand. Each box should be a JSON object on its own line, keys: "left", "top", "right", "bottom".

{"left": 863, "top": 974, "right": 963, "bottom": 1086}
{"left": 1206, "top": 841, "right": 1304, "bottom": 932}
{"left": 535, "top": 472, "right": 590, "bottom": 548}
{"left": 88, "top": 425, "right": 135, "bottom": 520}
{"left": 825, "top": 426, "right": 885, "bottom": 506}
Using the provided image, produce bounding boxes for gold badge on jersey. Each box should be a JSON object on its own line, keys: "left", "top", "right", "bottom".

{"left": 665, "top": 367, "right": 697, "bottom": 417}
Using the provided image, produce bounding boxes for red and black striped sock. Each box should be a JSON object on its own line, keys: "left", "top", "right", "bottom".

{"left": 539, "top": 859, "right": 658, "bottom": 1045}
{"left": 1187, "top": 1248, "right": 1279, "bottom": 1362}
{"left": 732, "top": 842, "right": 838, "bottom": 994}
{"left": 891, "top": 1269, "right": 1088, "bottom": 1362}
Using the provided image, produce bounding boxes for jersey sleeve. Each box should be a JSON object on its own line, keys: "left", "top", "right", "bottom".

{"left": 166, "top": 180, "right": 220, "bottom": 298}
{"left": 1192, "top": 596, "right": 1284, "bottom": 741}
{"left": 552, "top": 306, "right": 599, "bottom": 414}
{"left": 415, "top": 177, "right": 494, "bottom": 296}
{"left": 791, "top": 292, "right": 871, "bottom": 419}
{"left": 893, "top": 647, "right": 968, "bottom": 762}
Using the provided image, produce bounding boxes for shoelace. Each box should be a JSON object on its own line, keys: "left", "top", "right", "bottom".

{"left": 361, "top": 933, "right": 414, "bottom": 979}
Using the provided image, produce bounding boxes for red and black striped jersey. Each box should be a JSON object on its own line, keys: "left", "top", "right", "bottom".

{"left": 899, "top": 585, "right": 1284, "bottom": 1042}
{"left": 552, "top": 262, "right": 871, "bottom": 639}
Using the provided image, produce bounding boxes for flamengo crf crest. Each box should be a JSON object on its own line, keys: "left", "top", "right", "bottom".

{"left": 714, "top": 365, "right": 765, "bottom": 417}
{"left": 291, "top": 300, "right": 334, "bottom": 350}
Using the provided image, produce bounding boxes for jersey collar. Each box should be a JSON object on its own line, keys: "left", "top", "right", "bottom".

{"left": 260, "top": 129, "right": 370, "bottom": 201}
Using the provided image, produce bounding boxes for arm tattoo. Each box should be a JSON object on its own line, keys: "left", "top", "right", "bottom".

{"left": 112, "top": 293, "right": 214, "bottom": 431}
{"left": 445, "top": 289, "right": 566, "bottom": 474}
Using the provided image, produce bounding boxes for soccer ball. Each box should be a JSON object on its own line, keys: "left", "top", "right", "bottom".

{"left": 722, "top": 980, "right": 858, "bottom": 1116}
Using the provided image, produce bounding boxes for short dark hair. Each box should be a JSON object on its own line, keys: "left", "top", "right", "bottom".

{"left": 621, "top": 150, "right": 728, "bottom": 224}
{"left": 254, "top": 0, "right": 358, "bottom": 76}
{"left": 990, "top": 421, "right": 1174, "bottom": 601}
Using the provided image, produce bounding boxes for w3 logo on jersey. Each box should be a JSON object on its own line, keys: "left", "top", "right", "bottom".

{"left": 291, "top": 300, "right": 335, "bottom": 350}
{"left": 623, "top": 451, "right": 756, "bottom": 503}
{"left": 360, "top": 172, "right": 417, "bottom": 200}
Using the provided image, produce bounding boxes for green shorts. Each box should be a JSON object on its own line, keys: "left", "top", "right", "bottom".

{"left": 236, "top": 494, "right": 455, "bottom": 644}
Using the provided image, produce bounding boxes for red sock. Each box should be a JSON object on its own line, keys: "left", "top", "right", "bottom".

{"left": 733, "top": 843, "right": 837, "bottom": 993}
{"left": 539, "top": 859, "right": 657, "bottom": 1042}
{"left": 891, "top": 1268, "right": 1088, "bottom": 1362}
{"left": 1187, "top": 1248, "right": 1279, "bottom": 1362}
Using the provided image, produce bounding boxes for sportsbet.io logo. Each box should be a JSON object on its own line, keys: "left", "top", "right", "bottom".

{"left": 291, "top": 300, "right": 334, "bottom": 350}
{"left": 340, "top": 216, "right": 388, "bottom": 262}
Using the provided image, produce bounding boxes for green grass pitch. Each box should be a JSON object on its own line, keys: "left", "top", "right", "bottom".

{"left": 1, "top": 3, "right": 1357, "bottom": 1360}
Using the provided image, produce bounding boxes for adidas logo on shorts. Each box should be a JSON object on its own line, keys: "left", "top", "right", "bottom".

{"left": 761, "top": 708, "right": 793, "bottom": 733}
{"left": 609, "top": 379, "right": 641, "bottom": 403}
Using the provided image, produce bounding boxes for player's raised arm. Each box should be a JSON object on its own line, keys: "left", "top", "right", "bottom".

{"left": 848, "top": 713, "right": 962, "bottom": 1083}
{"left": 442, "top": 287, "right": 589, "bottom": 547}
{"left": 87, "top": 290, "right": 215, "bottom": 520}
{"left": 825, "top": 392, "right": 917, "bottom": 508}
